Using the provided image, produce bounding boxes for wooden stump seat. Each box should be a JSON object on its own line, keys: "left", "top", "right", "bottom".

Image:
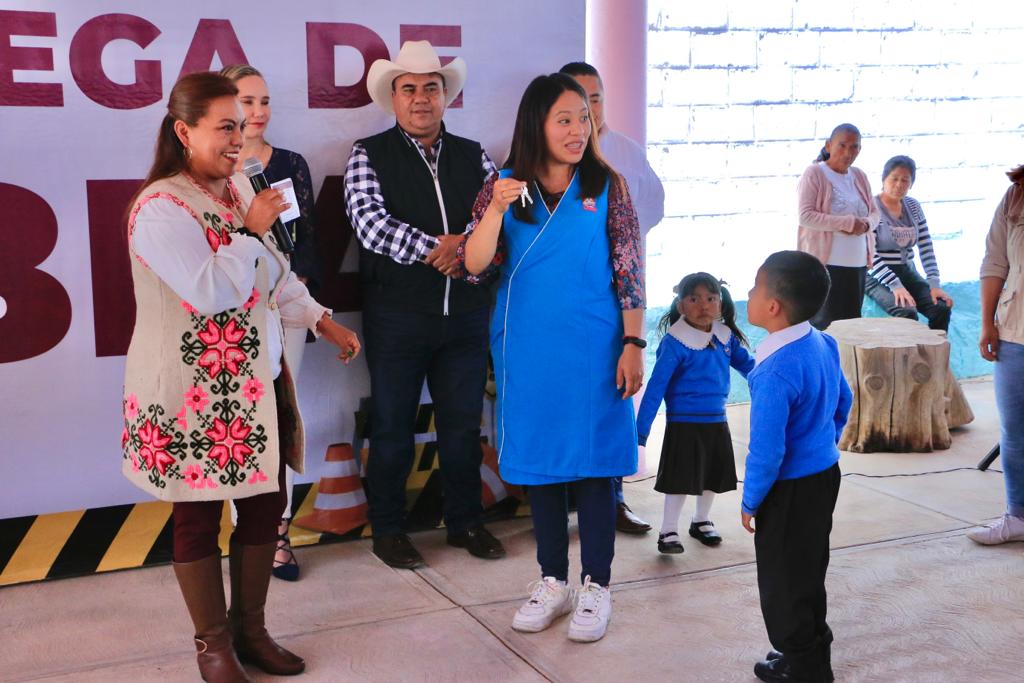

{"left": 826, "top": 317, "right": 974, "bottom": 453}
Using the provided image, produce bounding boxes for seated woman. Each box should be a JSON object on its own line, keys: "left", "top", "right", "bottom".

{"left": 865, "top": 155, "right": 953, "bottom": 331}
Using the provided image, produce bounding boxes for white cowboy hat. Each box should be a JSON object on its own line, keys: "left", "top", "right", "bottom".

{"left": 366, "top": 40, "right": 466, "bottom": 114}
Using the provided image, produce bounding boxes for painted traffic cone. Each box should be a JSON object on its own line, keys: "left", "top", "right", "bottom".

{"left": 292, "top": 443, "right": 368, "bottom": 535}
{"left": 480, "top": 443, "right": 522, "bottom": 508}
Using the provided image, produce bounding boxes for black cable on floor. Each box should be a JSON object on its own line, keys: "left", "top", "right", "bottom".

{"left": 733, "top": 466, "right": 1002, "bottom": 484}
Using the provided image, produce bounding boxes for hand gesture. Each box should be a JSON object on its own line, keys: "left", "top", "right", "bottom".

{"left": 849, "top": 217, "right": 870, "bottom": 236}
{"left": 425, "top": 234, "right": 464, "bottom": 277}
{"left": 892, "top": 286, "right": 916, "bottom": 309}
{"left": 741, "top": 511, "right": 755, "bottom": 533}
{"left": 616, "top": 345, "right": 644, "bottom": 399}
{"left": 244, "top": 188, "right": 290, "bottom": 237}
{"left": 316, "top": 316, "right": 361, "bottom": 364}
{"left": 931, "top": 287, "right": 954, "bottom": 308}
{"left": 489, "top": 178, "right": 529, "bottom": 214}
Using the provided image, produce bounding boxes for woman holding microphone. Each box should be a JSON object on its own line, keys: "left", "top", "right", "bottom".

{"left": 122, "top": 72, "right": 359, "bottom": 682}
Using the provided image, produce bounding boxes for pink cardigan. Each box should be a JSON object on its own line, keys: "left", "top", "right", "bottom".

{"left": 796, "top": 162, "right": 880, "bottom": 266}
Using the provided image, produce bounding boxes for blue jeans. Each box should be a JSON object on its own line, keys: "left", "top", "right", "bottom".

{"left": 362, "top": 306, "right": 488, "bottom": 537}
{"left": 529, "top": 477, "right": 616, "bottom": 586}
{"left": 995, "top": 340, "right": 1024, "bottom": 517}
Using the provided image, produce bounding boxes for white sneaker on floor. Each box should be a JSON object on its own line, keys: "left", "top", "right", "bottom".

{"left": 567, "top": 576, "right": 612, "bottom": 643}
{"left": 512, "top": 577, "right": 574, "bottom": 632}
{"left": 967, "top": 513, "right": 1024, "bottom": 545}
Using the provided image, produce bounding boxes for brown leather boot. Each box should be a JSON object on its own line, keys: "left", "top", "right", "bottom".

{"left": 229, "top": 539, "right": 305, "bottom": 675}
{"left": 172, "top": 554, "right": 250, "bottom": 683}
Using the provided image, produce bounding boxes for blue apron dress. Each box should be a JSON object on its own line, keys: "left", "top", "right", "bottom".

{"left": 492, "top": 168, "right": 638, "bottom": 485}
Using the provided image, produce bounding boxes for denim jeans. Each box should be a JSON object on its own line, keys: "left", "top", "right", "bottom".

{"left": 529, "top": 477, "right": 616, "bottom": 586}
{"left": 864, "top": 264, "right": 950, "bottom": 331}
{"left": 994, "top": 340, "right": 1024, "bottom": 517}
{"left": 362, "top": 305, "right": 488, "bottom": 537}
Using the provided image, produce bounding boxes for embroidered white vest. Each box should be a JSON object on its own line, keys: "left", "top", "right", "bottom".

{"left": 121, "top": 173, "right": 304, "bottom": 502}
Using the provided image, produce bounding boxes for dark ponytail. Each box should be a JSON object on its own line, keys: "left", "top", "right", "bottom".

{"left": 657, "top": 272, "right": 749, "bottom": 347}
{"left": 815, "top": 122, "right": 861, "bottom": 163}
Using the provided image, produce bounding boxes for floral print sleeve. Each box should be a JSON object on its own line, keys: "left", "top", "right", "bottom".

{"left": 453, "top": 173, "right": 503, "bottom": 284}
{"left": 608, "top": 176, "right": 646, "bottom": 309}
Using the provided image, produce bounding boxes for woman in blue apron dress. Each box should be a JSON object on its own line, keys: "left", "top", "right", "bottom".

{"left": 455, "top": 73, "right": 646, "bottom": 643}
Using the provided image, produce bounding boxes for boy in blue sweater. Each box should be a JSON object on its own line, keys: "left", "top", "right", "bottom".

{"left": 742, "top": 251, "right": 853, "bottom": 683}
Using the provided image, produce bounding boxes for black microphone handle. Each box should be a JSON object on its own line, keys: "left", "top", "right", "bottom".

{"left": 247, "top": 173, "right": 295, "bottom": 254}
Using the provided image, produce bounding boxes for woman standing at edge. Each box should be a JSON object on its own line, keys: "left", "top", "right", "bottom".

{"left": 797, "top": 123, "right": 880, "bottom": 329}
{"left": 456, "top": 73, "right": 645, "bottom": 643}
{"left": 122, "top": 72, "right": 359, "bottom": 682}
{"left": 971, "top": 164, "right": 1024, "bottom": 545}
{"left": 221, "top": 64, "right": 322, "bottom": 582}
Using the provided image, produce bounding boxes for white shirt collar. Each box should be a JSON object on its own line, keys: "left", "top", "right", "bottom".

{"left": 754, "top": 321, "right": 812, "bottom": 367}
{"left": 668, "top": 319, "right": 732, "bottom": 351}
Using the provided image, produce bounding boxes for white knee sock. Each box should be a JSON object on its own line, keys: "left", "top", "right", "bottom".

{"left": 692, "top": 491, "right": 716, "bottom": 524}
{"left": 660, "top": 494, "right": 687, "bottom": 535}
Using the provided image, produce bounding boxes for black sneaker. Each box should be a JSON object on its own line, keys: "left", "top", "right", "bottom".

{"left": 657, "top": 532, "right": 684, "bottom": 554}
{"left": 689, "top": 520, "right": 723, "bottom": 546}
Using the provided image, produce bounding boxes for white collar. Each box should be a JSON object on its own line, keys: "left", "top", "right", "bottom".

{"left": 667, "top": 319, "right": 732, "bottom": 351}
{"left": 754, "top": 321, "right": 813, "bottom": 367}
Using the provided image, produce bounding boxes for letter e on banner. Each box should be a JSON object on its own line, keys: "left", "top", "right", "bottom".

{"left": 306, "top": 23, "right": 388, "bottom": 109}
{"left": 0, "top": 184, "right": 71, "bottom": 363}
{"left": 69, "top": 14, "right": 162, "bottom": 109}
{"left": 0, "top": 10, "right": 63, "bottom": 106}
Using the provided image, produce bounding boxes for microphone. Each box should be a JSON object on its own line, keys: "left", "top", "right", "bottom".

{"left": 241, "top": 157, "right": 295, "bottom": 254}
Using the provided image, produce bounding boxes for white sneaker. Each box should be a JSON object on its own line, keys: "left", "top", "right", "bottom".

{"left": 567, "top": 576, "right": 612, "bottom": 642}
{"left": 967, "top": 513, "right": 1024, "bottom": 545}
{"left": 512, "top": 577, "right": 574, "bottom": 632}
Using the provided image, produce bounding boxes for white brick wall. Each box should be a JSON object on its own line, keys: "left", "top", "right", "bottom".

{"left": 645, "top": 0, "right": 1024, "bottom": 305}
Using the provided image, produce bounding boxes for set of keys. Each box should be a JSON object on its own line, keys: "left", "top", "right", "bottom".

{"left": 519, "top": 183, "right": 533, "bottom": 208}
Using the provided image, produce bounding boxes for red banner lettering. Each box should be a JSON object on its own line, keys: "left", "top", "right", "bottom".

{"left": 69, "top": 13, "right": 162, "bottom": 109}
{"left": 0, "top": 10, "right": 62, "bottom": 106}
{"left": 306, "top": 22, "right": 388, "bottom": 109}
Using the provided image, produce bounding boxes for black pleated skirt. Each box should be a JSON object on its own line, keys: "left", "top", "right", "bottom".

{"left": 654, "top": 421, "right": 738, "bottom": 495}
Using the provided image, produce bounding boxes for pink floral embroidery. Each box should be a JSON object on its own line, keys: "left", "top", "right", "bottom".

{"left": 248, "top": 469, "right": 268, "bottom": 485}
{"left": 121, "top": 427, "right": 130, "bottom": 449}
{"left": 183, "top": 385, "right": 210, "bottom": 413}
{"left": 124, "top": 394, "right": 139, "bottom": 421}
{"left": 205, "top": 226, "right": 233, "bottom": 252}
{"left": 243, "top": 288, "right": 260, "bottom": 311}
{"left": 175, "top": 405, "right": 188, "bottom": 430}
{"left": 241, "top": 377, "right": 265, "bottom": 404}
{"left": 183, "top": 464, "right": 206, "bottom": 489}
{"left": 222, "top": 212, "right": 235, "bottom": 224}
{"left": 138, "top": 420, "right": 175, "bottom": 475}
{"left": 197, "top": 318, "right": 247, "bottom": 377}
{"left": 181, "top": 300, "right": 198, "bottom": 315}
{"left": 205, "top": 416, "right": 254, "bottom": 469}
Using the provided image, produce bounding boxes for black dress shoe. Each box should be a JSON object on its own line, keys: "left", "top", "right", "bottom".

{"left": 447, "top": 524, "right": 506, "bottom": 559}
{"left": 754, "top": 656, "right": 826, "bottom": 683}
{"left": 763, "top": 651, "right": 833, "bottom": 682}
{"left": 688, "top": 520, "right": 723, "bottom": 546}
{"left": 616, "top": 502, "right": 652, "bottom": 534}
{"left": 372, "top": 533, "right": 425, "bottom": 569}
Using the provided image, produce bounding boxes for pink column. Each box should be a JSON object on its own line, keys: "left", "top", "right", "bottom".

{"left": 586, "top": 0, "right": 649, "bottom": 144}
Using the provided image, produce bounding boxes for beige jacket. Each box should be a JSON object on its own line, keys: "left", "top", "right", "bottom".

{"left": 981, "top": 182, "right": 1024, "bottom": 345}
{"left": 796, "top": 162, "right": 880, "bottom": 266}
{"left": 122, "top": 173, "right": 303, "bottom": 502}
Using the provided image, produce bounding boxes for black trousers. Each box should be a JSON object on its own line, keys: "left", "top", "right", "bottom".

{"left": 811, "top": 265, "right": 865, "bottom": 331}
{"left": 755, "top": 463, "right": 841, "bottom": 680}
{"left": 864, "top": 263, "right": 951, "bottom": 331}
{"left": 529, "top": 477, "right": 616, "bottom": 586}
{"left": 362, "top": 305, "right": 488, "bottom": 537}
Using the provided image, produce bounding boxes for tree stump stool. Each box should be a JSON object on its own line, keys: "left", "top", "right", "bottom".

{"left": 826, "top": 317, "right": 974, "bottom": 453}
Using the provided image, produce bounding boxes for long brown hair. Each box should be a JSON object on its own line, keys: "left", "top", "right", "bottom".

{"left": 504, "top": 73, "right": 618, "bottom": 223}
{"left": 129, "top": 72, "right": 239, "bottom": 208}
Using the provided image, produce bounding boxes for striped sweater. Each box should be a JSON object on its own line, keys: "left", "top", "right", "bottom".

{"left": 868, "top": 195, "right": 940, "bottom": 289}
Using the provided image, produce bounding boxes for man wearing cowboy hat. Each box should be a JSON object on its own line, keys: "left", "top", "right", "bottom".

{"left": 344, "top": 40, "right": 505, "bottom": 569}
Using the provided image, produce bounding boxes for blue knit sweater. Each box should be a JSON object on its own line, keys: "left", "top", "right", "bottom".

{"left": 741, "top": 327, "right": 852, "bottom": 515}
{"left": 636, "top": 322, "right": 754, "bottom": 446}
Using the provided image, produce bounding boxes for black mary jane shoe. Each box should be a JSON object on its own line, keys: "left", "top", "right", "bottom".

{"left": 271, "top": 529, "right": 300, "bottom": 582}
{"left": 657, "top": 532, "right": 684, "bottom": 554}
{"left": 688, "top": 520, "right": 723, "bottom": 546}
{"left": 447, "top": 524, "right": 506, "bottom": 560}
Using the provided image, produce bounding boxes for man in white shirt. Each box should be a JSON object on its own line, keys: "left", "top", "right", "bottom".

{"left": 562, "top": 61, "right": 666, "bottom": 535}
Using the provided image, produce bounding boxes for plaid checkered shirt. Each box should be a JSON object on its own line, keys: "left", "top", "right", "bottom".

{"left": 344, "top": 127, "right": 497, "bottom": 265}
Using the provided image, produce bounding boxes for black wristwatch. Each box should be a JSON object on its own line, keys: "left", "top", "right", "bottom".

{"left": 234, "top": 226, "right": 260, "bottom": 239}
{"left": 623, "top": 336, "right": 647, "bottom": 349}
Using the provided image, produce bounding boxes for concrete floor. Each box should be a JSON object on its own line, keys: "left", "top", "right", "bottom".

{"left": 2, "top": 379, "right": 1021, "bottom": 683}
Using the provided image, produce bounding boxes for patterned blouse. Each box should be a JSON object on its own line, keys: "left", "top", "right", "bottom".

{"left": 265, "top": 147, "right": 321, "bottom": 291}
{"left": 455, "top": 173, "right": 646, "bottom": 309}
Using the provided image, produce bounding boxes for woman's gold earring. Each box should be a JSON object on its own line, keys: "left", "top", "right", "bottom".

{"left": 185, "top": 146, "right": 193, "bottom": 160}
